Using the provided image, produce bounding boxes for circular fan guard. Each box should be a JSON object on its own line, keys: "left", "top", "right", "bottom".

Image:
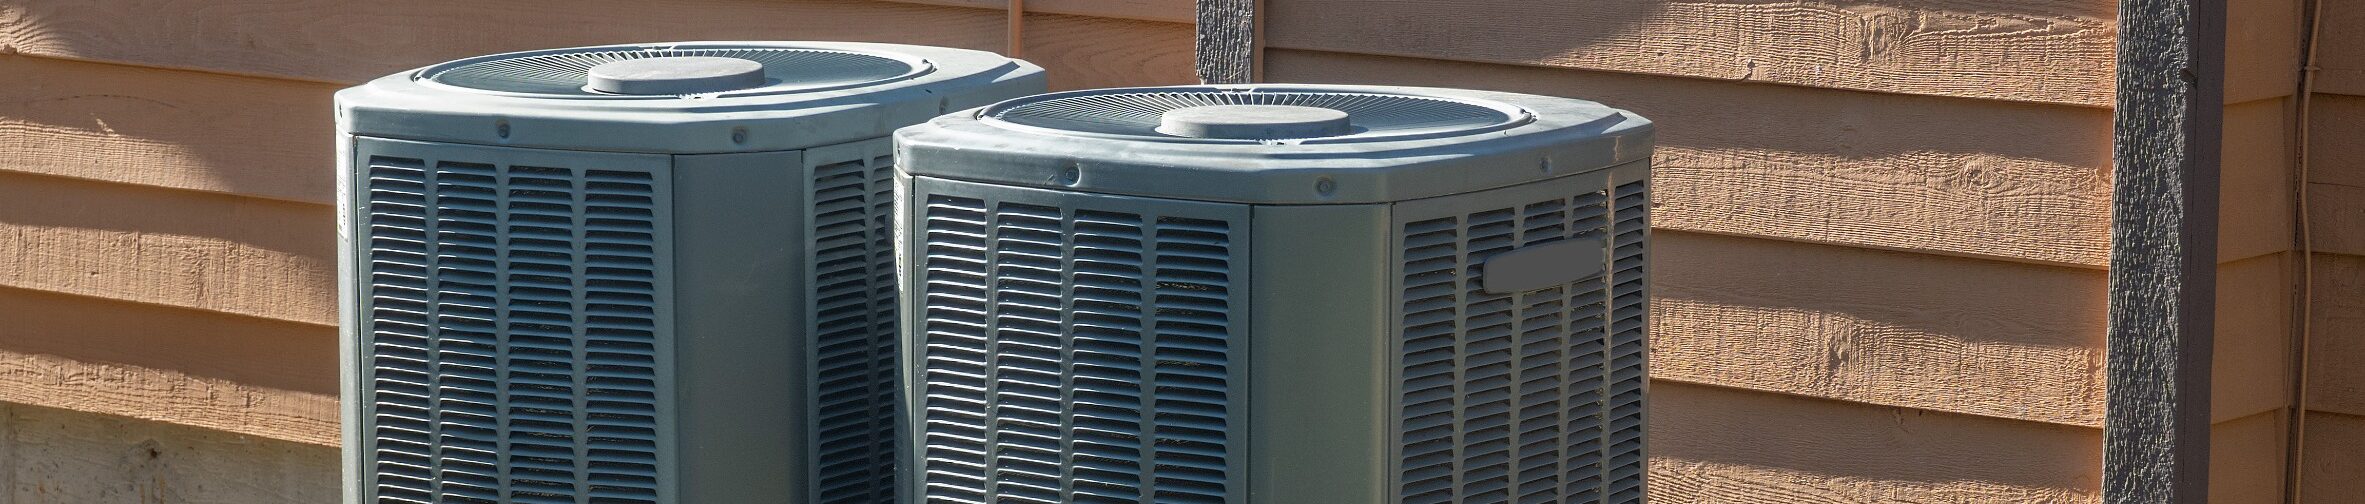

{"left": 419, "top": 44, "right": 931, "bottom": 97}
{"left": 980, "top": 87, "right": 1534, "bottom": 143}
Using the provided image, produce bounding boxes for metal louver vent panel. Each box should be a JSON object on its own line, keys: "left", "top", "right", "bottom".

{"left": 914, "top": 185, "right": 1246, "bottom": 503}
{"left": 362, "top": 155, "right": 667, "bottom": 504}
{"left": 1394, "top": 179, "right": 1648, "bottom": 504}
{"left": 980, "top": 86, "right": 1533, "bottom": 143}
{"left": 1603, "top": 180, "right": 1649, "bottom": 503}
{"left": 810, "top": 154, "right": 902, "bottom": 504}
{"left": 422, "top": 44, "right": 927, "bottom": 97}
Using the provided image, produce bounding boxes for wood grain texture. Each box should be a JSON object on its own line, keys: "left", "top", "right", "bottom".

{"left": 1653, "top": 231, "right": 2108, "bottom": 427}
{"left": 1650, "top": 459, "right": 2100, "bottom": 504}
{"left": 2210, "top": 409, "right": 2288, "bottom": 504}
{"left": 1195, "top": 0, "right": 1254, "bottom": 83}
{"left": 0, "top": 56, "right": 338, "bottom": 205}
{"left": 0, "top": 283, "right": 338, "bottom": 444}
{"left": 2296, "top": 411, "right": 2365, "bottom": 503}
{"left": 2106, "top": 0, "right": 2224, "bottom": 496}
{"left": 2303, "top": 253, "right": 2365, "bottom": 417}
{"left": 1022, "top": 12, "right": 1196, "bottom": 90}
{"left": 1649, "top": 382, "right": 2102, "bottom": 503}
{"left": 1269, "top": 49, "right": 2114, "bottom": 267}
{"left": 0, "top": 172, "right": 334, "bottom": 326}
{"left": 2223, "top": 0, "right": 2302, "bottom": 103}
{"left": 0, "top": 284, "right": 335, "bottom": 445}
{"left": 1265, "top": 0, "right": 2116, "bottom": 107}
{"left": 875, "top": 0, "right": 1195, "bottom": 23}
{"left": 2220, "top": 97, "right": 2294, "bottom": 263}
{"left": 0, "top": 0, "right": 1015, "bottom": 84}
{"left": 0, "top": 345, "right": 334, "bottom": 447}
{"left": 0, "top": 403, "right": 336, "bottom": 503}
{"left": 0, "top": 285, "right": 333, "bottom": 395}
{"left": 2214, "top": 254, "right": 2291, "bottom": 423}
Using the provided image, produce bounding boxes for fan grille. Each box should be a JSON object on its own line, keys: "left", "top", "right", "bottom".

{"left": 422, "top": 46, "right": 924, "bottom": 96}
{"left": 982, "top": 88, "right": 1530, "bottom": 142}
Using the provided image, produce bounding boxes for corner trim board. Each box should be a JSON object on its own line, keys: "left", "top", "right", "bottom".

{"left": 2104, "top": 0, "right": 2225, "bottom": 498}
{"left": 1195, "top": 0, "right": 1256, "bottom": 84}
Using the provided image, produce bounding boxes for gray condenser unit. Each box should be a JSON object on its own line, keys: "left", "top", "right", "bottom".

{"left": 334, "top": 41, "right": 1043, "bottom": 504}
{"left": 893, "top": 85, "right": 1655, "bottom": 503}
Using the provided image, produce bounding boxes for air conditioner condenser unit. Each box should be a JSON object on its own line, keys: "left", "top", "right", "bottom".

{"left": 335, "top": 41, "right": 1044, "bottom": 504}
{"left": 894, "top": 84, "right": 1656, "bottom": 504}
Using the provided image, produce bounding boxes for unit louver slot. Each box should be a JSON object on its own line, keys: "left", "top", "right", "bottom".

{"left": 362, "top": 156, "right": 664, "bottom": 504}
{"left": 810, "top": 154, "right": 903, "bottom": 504}
{"left": 1397, "top": 187, "right": 1628, "bottom": 504}
{"left": 917, "top": 194, "right": 1242, "bottom": 504}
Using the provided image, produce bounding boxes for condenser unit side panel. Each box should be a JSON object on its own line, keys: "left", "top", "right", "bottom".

{"left": 1245, "top": 203, "right": 1394, "bottom": 504}
{"left": 669, "top": 150, "right": 808, "bottom": 503}
{"left": 1601, "top": 160, "right": 1651, "bottom": 504}
{"left": 338, "top": 133, "right": 365, "bottom": 504}
{"left": 798, "top": 138, "right": 904, "bottom": 504}
{"left": 349, "top": 138, "right": 677, "bottom": 504}
{"left": 1384, "top": 163, "right": 1646, "bottom": 504}
{"left": 905, "top": 176, "right": 1254, "bottom": 503}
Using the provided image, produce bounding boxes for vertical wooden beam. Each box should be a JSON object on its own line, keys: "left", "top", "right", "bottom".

{"left": 1195, "top": 0, "right": 1255, "bottom": 84}
{"left": 2107, "top": 0, "right": 2224, "bottom": 496}
{"left": 1006, "top": 0, "right": 1025, "bottom": 58}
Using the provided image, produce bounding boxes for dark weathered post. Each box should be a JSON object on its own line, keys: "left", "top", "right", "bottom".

{"left": 2107, "top": 0, "right": 2223, "bottom": 497}
{"left": 1195, "top": 0, "right": 1255, "bottom": 84}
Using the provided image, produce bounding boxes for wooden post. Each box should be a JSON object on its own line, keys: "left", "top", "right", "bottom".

{"left": 2106, "top": 0, "right": 2223, "bottom": 497}
{"left": 1195, "top": 0, "right": 1255, "bottom": 84}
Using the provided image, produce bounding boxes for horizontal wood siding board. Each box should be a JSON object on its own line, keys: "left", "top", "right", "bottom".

{"left": 0, "top": 285, "right": 334, "bottom": 394}
{"left": 2314, "top": 0, "right": 2365, "bottom": 95}
{"left": 2209, "top": 409, "right": 2289, "bottom": 504}
{"left": 1, "top": 403, "right": 338, "bottom": 501}
{"left": 2214, "top": 254, "right": 2291, "bottom": 423}
{"left": 0, "top": 172, "right": 334, "bottom": 325}
{"left": 1023, "top": 12, "right": 1197, "bottom": 90}
{"left": 875, "top": 0, "right": 1195, "bottom": 23}
{"left": 2223, "top": 0, "right": 2303, "bottom": 103}
{"left": 2306, "top": 94, "right": 2365, "bottom": 187}
{"left": 2219, "top": 97, "right": 2296, "bottom": 262}
{"left": 1650, "top": 382, "right": 2101, "bottom": 502}
{"left": 0, "top": 283, "right": 337, "bottom": 444}
{"left": 0, "top": 0, "right": 1013, "bottom": 85}
{"left": 2305, "top": 183, "right": 2365, "bottom": 256}
{"left": 1653, "top": 231, "right": 2106, "bottom": 427}
{"left": 0, "top": 56, "right": 339, "bottom": 205}
{"left": 2297, "top": 411, "right": 2365, "bottom": 502}
{"left": 1650, "top": 459, "right": 2100, "bottom": 503}
{"left": 1269, "top": 49, "right": 2113, "bottom": 267}
{"left": 2305, "top": 253, "right": 2365, "bottom": 417}
{"left": 1264, "top": 0, "right": 2115, "bottom": 107}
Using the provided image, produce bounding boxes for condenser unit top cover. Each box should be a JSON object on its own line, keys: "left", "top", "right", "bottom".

{"left": 338, "top": 41, "right": 1046, "bottom": 153}
{"left": 894, "top": 84, "right": 1654, "bottom": 204}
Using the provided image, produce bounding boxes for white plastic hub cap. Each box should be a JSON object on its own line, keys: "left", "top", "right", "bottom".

{"left": 1157, "top": 104, "right": 1353, "bottom": 139}
{"left": 587, "top": 56, "right": 767, "bottom": 95}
